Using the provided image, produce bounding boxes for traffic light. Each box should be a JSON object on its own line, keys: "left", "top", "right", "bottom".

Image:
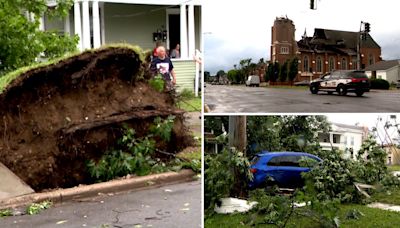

{"left": 364, "top": 23, "right": 370, "bottom": 33}
{"left": 361, "top": 33, "right": 367, "bottom": 41}
{"left": 310, "top": 0, "right": 315, "bottom": 9}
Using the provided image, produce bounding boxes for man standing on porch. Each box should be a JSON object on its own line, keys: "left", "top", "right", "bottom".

{"left": 151, "top": 46, "right": 177, "bottom": 89}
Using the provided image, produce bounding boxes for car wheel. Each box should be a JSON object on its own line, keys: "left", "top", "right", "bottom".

{"left": 256, "top": 84, "right": 259, "bottom": 87}
{"left": 337, "top": 84, "right": 347, "bottom": 96}
{"left": 310, "top": 84, "right": 319, "bottom": 94}
{"left": 327, "top": 91, "right": 333, "bottom": 95}
{"left": 355, "top": 90, "right": 364, "bottom": 97}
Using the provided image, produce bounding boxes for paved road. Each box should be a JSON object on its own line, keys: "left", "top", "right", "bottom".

{"left": 0, "top": 181, "right": 201, "bottom": 228}
{"left": 205, "top": 84, "right": 400, "bottom": 113}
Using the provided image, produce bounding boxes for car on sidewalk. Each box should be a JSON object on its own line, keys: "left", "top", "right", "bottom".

{"left": 245, "top": 75, "right": 260, "bottom": 87}
{"left": 248, "top": 151, "right": 322, "bottom": 189}
{"left": 309, "top": 70, "right": 370, "bottom": 96}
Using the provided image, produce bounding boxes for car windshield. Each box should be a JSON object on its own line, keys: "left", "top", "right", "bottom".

{"left": 251, "top": 156, "right": 260, "bottom": 165}
{"left": 349, "top": 72, "right": 368, "bottom": 78}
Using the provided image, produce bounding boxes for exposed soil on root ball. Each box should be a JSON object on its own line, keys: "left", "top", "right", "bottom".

{"left": 0, "top": 47, "right": 194, "bottom": 191}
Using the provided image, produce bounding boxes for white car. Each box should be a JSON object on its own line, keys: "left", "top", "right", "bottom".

{"left": 245, "top": 75, "right": 260, "bottom": 87}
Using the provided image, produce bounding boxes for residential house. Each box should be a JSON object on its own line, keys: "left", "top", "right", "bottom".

{"left": 270, "top": 16, "right": 382, "bottom": 82}
{"left": 364, "top": 60, "right": 400, "bottom": 84}
{"left": 318, "top": 123, "right": 368, "bottom": 160}
{"left": 43, "top": 0, "right": 203, "bottom": 94}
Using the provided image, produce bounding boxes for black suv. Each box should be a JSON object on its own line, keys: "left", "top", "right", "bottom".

{"left": 310, "top": 70, "right": 370, "bottom": 96}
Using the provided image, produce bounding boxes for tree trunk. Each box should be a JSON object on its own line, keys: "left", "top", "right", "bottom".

{"left": 228, "top": 116, "right": 247, "bottom": 154}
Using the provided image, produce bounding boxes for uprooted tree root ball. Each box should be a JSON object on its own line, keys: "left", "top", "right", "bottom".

{"left": 0, "top": 45, "right": 194, "bottom": 191}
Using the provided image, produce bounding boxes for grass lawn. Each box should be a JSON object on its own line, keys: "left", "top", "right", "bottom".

{"left": 387, "top": 165, "right": 400, "bottom": 172}
{"left": 205, "top": 204, "right": 400, "bottom": 228}
{"left": 177, "top": 96, "right": 201, "bottom": 112}
{"left": 371, "top": 187, "right": 400, "bottom": 205}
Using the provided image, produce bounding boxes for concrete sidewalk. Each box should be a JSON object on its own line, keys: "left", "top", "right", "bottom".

{"left": 0, "top": 162, "right": 34, "bottom": 200}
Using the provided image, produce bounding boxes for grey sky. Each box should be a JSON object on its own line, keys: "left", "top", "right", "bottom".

{"left": 203, "top": 0, "right": 400, "bottom": 74}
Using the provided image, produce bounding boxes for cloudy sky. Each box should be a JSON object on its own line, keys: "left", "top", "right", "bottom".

{"left": 203, "top": 0, "right": 400, "bottom": 74}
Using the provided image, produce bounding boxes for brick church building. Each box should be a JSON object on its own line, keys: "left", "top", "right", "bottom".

{"left": 270, "top": 16, "right": 382, "bottom": 81}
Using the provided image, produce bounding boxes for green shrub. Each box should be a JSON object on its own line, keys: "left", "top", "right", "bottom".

{"left": 204, "top": 148, "right": 252, "bottom": 215}
{"left": 87, "top": 116, "right": 176, "bottom": 182}
{"left": 370, "top": 79, "right": 390, "bottom": 90}
{"left": 149, "top": 75, "right": 165, "bottom": 92}
{"left": 149, "top": 115, "right": 175, "bottom": 142}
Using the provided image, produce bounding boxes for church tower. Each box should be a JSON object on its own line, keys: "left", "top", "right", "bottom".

{"left": 270, "top": 16, "right": 297, "bottom": 64}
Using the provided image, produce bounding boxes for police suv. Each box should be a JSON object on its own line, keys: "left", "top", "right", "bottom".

{"left": 309, "top": 70, "right": 370, "bottom": 97}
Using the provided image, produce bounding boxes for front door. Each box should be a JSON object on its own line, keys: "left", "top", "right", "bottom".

{"left": 168, "top": 14, "right": 180, "bottom": 52}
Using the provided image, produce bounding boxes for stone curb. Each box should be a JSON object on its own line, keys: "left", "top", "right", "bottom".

{"left": 0, "top": 169, "right": 196, "bottom": 210}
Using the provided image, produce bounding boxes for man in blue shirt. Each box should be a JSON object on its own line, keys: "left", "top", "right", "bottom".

{"left": 150, "top": 46, "right": 177, "bottom": 89}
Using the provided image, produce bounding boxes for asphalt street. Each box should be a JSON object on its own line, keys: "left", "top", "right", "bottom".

{"left": 0, "top": 180, "right": 201, "bottom": 228}
{"left": 205, "top": 84, "right": 400, "bottom": 113}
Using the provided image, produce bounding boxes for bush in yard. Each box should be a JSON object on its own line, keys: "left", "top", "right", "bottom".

{"left": 87, "top": 116, "right": 175, "bottom": 182}
{"left": 204, "top": 148, "right": 252, "bottom": 215}
{"left": 370, "top": 79, "right": 390, "bottom": 90}
{"left": 302, "top": 149, "right": 361, "bottom": 203}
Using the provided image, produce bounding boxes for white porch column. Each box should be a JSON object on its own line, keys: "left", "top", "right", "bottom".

{"left": 82, "top": 0, "right": 91, "bottom": 49}
{"left": 180, "top": 4, "right": 188, "bottom": 59}
{"left": 74, "top": 1, "right": 82, "bottom": 51}
{"left": 92, "top": 0, "right": 101, "bottom": 48}
{"left": 188, "top": 4, "right": 195, "bottom": 58}
{"left": 39, "top": 16, "right": 45, "bottom": 31}
{"left": 64, "top": 13, "right": 71, "bottom": 35}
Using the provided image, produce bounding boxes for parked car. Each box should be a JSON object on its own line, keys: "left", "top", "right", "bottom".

{"left": 397, "top": 80, "right": 400, "bottom": 89}
{"left": 249, "top": 151, "right": 322, "bottom": 189}
{"left": 245, "top": 75, "right": 260, "bottom": 87}
{"left": 309, "top": 70, "right": 370, "bottom": 96}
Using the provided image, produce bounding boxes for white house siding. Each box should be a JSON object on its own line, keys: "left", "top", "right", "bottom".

{"left": 386, "top": 67, "right": 400, "bottom": 83}
{"left": 172, "top": 60, "right": 196, "bottom": 92}
{"left": 365, "top": 66, "right": 400, "bottom": 83}
{"left": 319, "top": 124, "right": 366, "bottom": 160}
{"left": 103, "top": 3, "right": 165, "bottom": 50}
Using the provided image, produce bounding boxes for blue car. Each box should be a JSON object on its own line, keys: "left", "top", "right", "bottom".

{"left": 249, "top": 151, "right": 322, "bottom": 189}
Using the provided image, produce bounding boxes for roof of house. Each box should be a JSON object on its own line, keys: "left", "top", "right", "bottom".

{"left": 364, "top": 60, "right": 400, "bottom": 71}
{"left": 332, "top": 122, "right": 365, "bottom": 132}
{"left": 297, "top": 28, "right": 380, "bottom": 55}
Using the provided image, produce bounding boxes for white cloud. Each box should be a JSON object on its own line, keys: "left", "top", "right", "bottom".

{"left": 203, "top": 0, "right": 400, "bottom": 74}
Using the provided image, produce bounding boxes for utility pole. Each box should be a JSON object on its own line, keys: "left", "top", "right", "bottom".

{"left": 357, "top": 21, "right": 370, "bottom": 70}
{"left": 228, "top": 116, "right": 247, "bottom": 154}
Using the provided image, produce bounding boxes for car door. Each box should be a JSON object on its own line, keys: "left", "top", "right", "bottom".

{"left": 320, "top": 74, "right": 331, "bottom": 88}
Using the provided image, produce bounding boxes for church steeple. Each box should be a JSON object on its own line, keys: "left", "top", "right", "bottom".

{"left": 302, "top": 28, "right": 307, "bottom": 39}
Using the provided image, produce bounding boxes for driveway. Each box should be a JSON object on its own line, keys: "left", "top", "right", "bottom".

{"left": 0, "top": 180, "right": 201, "bottom": 228}
{"left": 205, "top": 84, "right": 400, "bottom": 113}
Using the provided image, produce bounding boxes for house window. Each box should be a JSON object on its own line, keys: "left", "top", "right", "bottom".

{"left": 303, "top": 55, "right": 309, "bottom": 72}
{"left": 280, "top": 46, "right": 289, "bottom": 54}
{"left": 341, "top": 58, "right": 347, "bottom": 70}
{"left": 333, "top": 134, "right": 340, "bottom": 144}
{"left": 350, "top": 137, "right": 354, "bottom": 146}
{"left": 328, "top": 57, "right": 335, "bottom": 72}
{"left": 316, "top": 56, "right": 323, "bottom": 72}
{"left": 369, "top": 54, "right": 375, "bottom": 66}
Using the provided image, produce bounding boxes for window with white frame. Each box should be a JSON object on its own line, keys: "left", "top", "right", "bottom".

{"left": 280, "top": 46, "right": 289, "bottom": 54}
